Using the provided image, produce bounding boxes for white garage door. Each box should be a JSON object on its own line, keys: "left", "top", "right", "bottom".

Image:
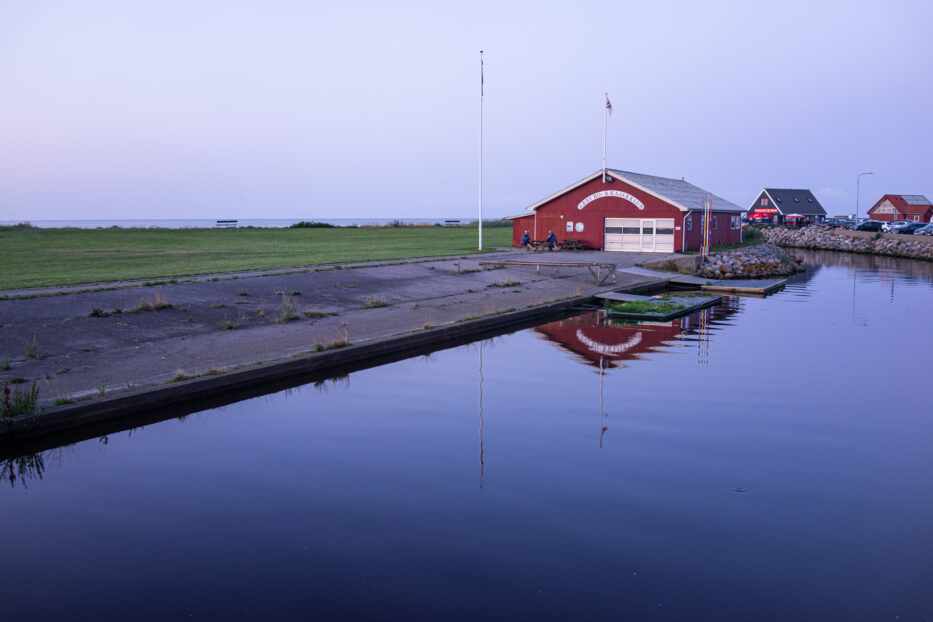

{"left": 604, "top": 218, "right": 675, "bottom": 252}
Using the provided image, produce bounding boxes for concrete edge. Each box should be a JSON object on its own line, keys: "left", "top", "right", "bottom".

{"left": 1, "top": 278, "right": 669, "bottom": 445}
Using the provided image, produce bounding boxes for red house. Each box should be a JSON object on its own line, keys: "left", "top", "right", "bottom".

{"left": 867, "top": 195, "right": 932, "bottom": 223}
{"left": 510, "top": 169, "right": 743, "bottom": 252}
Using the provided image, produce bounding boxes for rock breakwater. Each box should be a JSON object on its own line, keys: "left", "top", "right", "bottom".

{"left": 697, "top": 244, "right": 802, "bottom": 279}
{"left": 762, "top": 227, "right": 933, "bottom": 260}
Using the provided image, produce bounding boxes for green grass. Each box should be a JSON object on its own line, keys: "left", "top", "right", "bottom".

{"left": 0, "top": 226, "right": 512, "bottom": 290}
{"left": 604, "top": 299, "right": 686, "bottom": 315}
{"left": 2, "top": 380, "right": 40, "bottom": 417}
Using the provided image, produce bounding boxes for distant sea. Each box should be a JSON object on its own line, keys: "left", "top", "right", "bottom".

{"left": 0, "top": 218, "right": 478, "bottom": 229}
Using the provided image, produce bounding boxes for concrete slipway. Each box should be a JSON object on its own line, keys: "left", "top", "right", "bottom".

{"left": 1, "top": 248, "right": 690, "bottom": 446}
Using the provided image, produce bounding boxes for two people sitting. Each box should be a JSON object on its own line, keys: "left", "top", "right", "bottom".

{"left": 520, "top": 230, "right": 560, "bottom": 252}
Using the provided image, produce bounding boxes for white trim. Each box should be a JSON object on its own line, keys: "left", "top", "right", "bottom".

{"left": 762, "top": 189, "right": 783, "bottom": 215}
{"left": 523, "top": 169, "right": 744, "bottom": 217}
{"left": 681, "top": 211, "right": 688, "bottom": 251}
{"left": 577, "top": 189, "right": 644, "bottom": 211}
{"left": 608, "top": 171, "right": 691, "bottom": 212}
{"left": 524, "top": 171, "right": 605, "bottom": 212}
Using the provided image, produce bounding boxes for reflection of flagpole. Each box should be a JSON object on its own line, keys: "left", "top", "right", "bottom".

{"left": 478, "top": 50, "right": 484, "bottom": 250}
{"left": 599, "top": 357, "right": 607, "bottom": 448}
{"left": 478, "top": 340, "right": 485, "bottom": 488}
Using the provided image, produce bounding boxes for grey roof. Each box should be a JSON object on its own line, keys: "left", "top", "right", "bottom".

{"left": 609, "top": 169, "right": 745, "bottom": 213}
{"left": 523, "top": 169, "right": 744, "bottom": 213}
{"left": 760, "top": 188, "right": 826, "bottom": 216}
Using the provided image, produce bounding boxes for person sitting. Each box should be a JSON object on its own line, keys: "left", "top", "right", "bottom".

{"left": 545, "top": 230, "right": 559, "bottom": 251}
{"left": 521, "top": 230, "right": 534, "bottom": 251}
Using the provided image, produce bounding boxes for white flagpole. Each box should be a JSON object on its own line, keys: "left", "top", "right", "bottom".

{"left": 602, "top": 93, "right": 608, "bottom": 183}
{"left": 478, "top": 50, "right": 484, "bottom": 250}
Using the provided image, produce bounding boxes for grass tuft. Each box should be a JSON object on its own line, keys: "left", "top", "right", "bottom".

{"left": 276, "top": 295, "right": 300, "bottom": 323}
{"left": 363, "top": 296, "right": 388, "bottom": 309}
{"left": 24, "top": 338, "right": 40, "bottom": 359}
{"left": 132, "top": 293, "right": 173, "bottom": 312}
{"left": 2, "top": 381, "right": 39, "bottom": 417}
{"left": 168, "top": 370, "right": 191, "bottom": 383}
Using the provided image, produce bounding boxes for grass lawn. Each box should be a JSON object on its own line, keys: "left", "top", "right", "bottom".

{"left": 0, "top": 226, "right": 513, "bottom": 290}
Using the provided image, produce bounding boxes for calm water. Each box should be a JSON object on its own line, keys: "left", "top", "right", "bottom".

{"left": 2, "top": 250, "right": 932, "bottom": 620}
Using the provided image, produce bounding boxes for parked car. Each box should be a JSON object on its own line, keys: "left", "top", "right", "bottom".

{"left": 851, "top": 220, "right": 884, "bottom": 232}
{"left": 882, "top": 220, "right": 912, "bottom": 232}
{"left": 914, "top": 223, "right": 933, "bottom": 236}
{"left": 890, "top": 221, "right": 927, "bottom": 235}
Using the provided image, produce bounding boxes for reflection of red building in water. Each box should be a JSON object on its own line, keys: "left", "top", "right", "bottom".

{"left": 535, "top": 300, "right": 741, "bottom": 369}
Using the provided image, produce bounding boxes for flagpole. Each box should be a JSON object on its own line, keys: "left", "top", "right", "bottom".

{"left": 602, "top": 92, "right": 608, "bottom": 183}
{"left": 478, "top": 50, "right": 484, "bottom": 250}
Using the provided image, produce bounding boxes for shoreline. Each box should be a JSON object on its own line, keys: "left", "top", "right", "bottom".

{"left": 1, "top": 249, "right": 671, "bottom": 446}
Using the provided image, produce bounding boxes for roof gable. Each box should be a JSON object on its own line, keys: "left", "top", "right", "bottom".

{"left": 760, "top": 188, "right": 827, "bottom": 216}
{"left": 870, "top": 194, "right": 932, "bottom": 216}
{"left": 524, "top": 169, "right": 744, "bottom": 214}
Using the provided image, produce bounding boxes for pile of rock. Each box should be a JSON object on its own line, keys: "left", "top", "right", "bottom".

{"left": 763, "top": 227, "right": 933, "bottom": 260}
{"left": 697, "top": 244, "right": 802, "bottom": 280}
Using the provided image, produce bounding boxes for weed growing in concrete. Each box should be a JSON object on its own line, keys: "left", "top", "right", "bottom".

{"left": 276, "top": 295, "right": 300, "bottom": 323}
{"left": 303, "top": 311, "right": 337, "bottom": 319}
{"left": 97, "top": 383, "right": 106, "bottom": 397}
{"left": 2, "top": 380, "right": 39, "bottom": 417}
{"left": 212, "top": 302, "right": 227, "bottom": 308}
{"left": 313, "top": 339, "right": 350, "bottom": 352}
{"left": 168, "top": 370, "right": 191, "bottom": 383}
{"left": 1, "top": 359, "right": 10, "bottom": 371}
{"left": 10, "top": 377, "right": 27, "bottom": 384}
{"left": 132, "top": 293, "right": 172, "bottom": 312}
{"left": 237, "top": 290, "right": 248, "bottom": 296}
{"left": 24, "top": 338, "right": 40, "bottom": 359}
{"left": 56, "top": 367, "right": 70, "bottom": 374}
{"left": 218, "top": 311, "right": 247, "bottom": 330}
{"left": 203, "top": 368, "right": 227, "bottom": 375}
{"left": 289, "top": 290, "right": 301, "bottom": 296}
{"left": 54, "top": 397, "right": 75, "bottom": 406}
{"left": 363, "top": 296, "right": 388, "bottom": 309}
{"left": 87, "top": 308, "right": 109, "bottom": 318}
{"left": 487, "top": 279, "right": 522, "bottom": 288}
{"left": 256, "top": 306, "right": 267, "bottom": 318}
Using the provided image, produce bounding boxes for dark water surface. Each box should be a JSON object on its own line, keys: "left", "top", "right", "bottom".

{"left": 3, "top": 251, "right": 932, "bottom": 620}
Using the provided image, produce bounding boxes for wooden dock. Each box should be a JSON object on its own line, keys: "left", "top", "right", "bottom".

{"left": 618, "top": 267, "right": 786, "bottom": 297}
{"left": 595, "top": 292, "right": 723, "bottom": 320}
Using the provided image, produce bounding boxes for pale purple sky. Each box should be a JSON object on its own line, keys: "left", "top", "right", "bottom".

{"left": 1, "top": 0, "right": 930, "bottom": 221}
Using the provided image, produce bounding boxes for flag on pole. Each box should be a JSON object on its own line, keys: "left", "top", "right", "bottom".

{"left": 605, "top": 93, "right": 612, "bottom": 115}
{"left": 480, "top": 50, "right": 484, "bottom": 97}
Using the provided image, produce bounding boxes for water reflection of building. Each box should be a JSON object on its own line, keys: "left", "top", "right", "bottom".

{"left": 534, "top": 300, "right": 741, "bottom": 370}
